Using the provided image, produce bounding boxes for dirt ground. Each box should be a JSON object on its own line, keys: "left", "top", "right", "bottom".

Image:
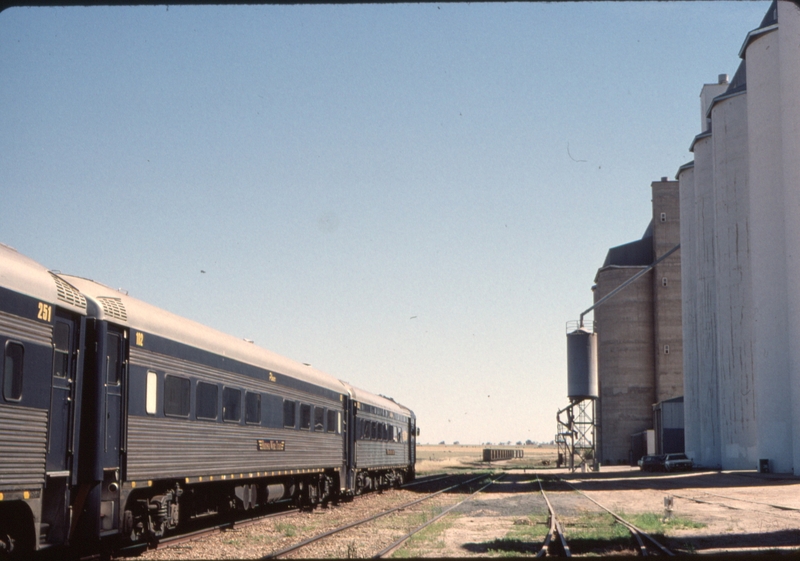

{"left": 415, "top": 445, "right": 800, "bottom": 557}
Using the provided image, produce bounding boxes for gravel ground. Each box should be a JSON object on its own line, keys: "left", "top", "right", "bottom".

{"left": 125, "top": 466, "right": 800, "bottom": 558}
{"left": 132, "top": 474, "right": 483, "bottom": 560}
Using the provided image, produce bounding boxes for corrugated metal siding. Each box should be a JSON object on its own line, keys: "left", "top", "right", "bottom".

{"left": 0, "top": 310, "right": 52, "bottom": 345}
{"left": 126, "top": 416, "right": 343, "bottom": 481}
{"left": 0, "top": 404, "right": 47, "bottom": 489}
{"left": 355, "top": 441, "right": 408, "bottom": 469}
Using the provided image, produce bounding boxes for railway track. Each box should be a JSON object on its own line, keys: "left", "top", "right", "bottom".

{"left": 261, "top": 473, "right": 495, "bottom": 558}
{"left": 537, "top": 475, "right": 674, "bottom": 557}
{"left": 116, "top": 473, "right": 473, "bottom": 559}
{"left": 125, "top": 471, "right": 687, "bottom": 558}
{"left": 251, "top": 472, "right": 676, "bottom": 558}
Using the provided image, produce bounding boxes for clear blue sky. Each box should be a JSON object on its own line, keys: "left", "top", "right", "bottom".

{"left": 0, "top": 1, "right": 769, "bottom": 444}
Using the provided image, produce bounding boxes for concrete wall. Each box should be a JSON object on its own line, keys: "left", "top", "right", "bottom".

{"left": 679, "top": 1, "right": 800, "bottom": 472}
{"left": 594, "top": 266, "right": 655, "bottom": 465}
{"left": 693, "top": 131, "right": 722, "bottom": 468}
{"left": 778, "top": 0, "right": 800, "bottom": 476}
{"left": 678, "top": 163, "right": 701, "bottom": 464}
{"left": 651, "top": 180, "right": 683, "bottom": 403}
{"left": 746, "top": 16, "right": 792, "bottom": 473}
{"left": 711, "top": 91, "right": 757, "bottom": 469}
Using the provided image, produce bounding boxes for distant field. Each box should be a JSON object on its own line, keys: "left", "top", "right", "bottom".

{"left": 416, "top": 444, "right": 558, "bottom": 474}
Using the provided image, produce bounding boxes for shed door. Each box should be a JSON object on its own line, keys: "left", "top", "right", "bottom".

{"left": 47, "top": 315, "right": 76, "bottom": 473}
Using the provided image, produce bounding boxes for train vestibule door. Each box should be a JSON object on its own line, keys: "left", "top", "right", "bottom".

{"left": 100, "top": 328, "right": 126, "bottom": 533}
{"left": 42, "top": 313, "right": 79, "bottom": 546}
{"left": 47, "top": 315, "right": 76, "bottom": 473}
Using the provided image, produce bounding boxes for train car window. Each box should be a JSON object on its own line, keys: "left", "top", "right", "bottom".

{"left": 3, "top": 342, "right": 24, "bottom": 401}
{"left": 314, "top": 407, "right": 324, "bottom": 432}
{"left": 106, "top": 333, "right": 122, "bottom": 386}
{"left": 327, "top": 410, "right": 337, "bottom": 434}
{"left": 196, "top": 382, "right": 218, "bottom": 420}
{"left": 263, "top": 393, "right": 283, "bottom": 428}
{"left": 53, "top": 321, "right": 70, "bottom": 378}
{"left": 222, "top": 387, "right": 242, "bottom": 422}
{"left": 300, "top": 403, "right": 311, "bottom": 430}
{"left": 146, "top": 371, "right": 157, "bottom": 414}
{"left": 245, "top": 392, "right": 261, "bottom": 425}
{"left": 283, "top": 400, "right": 296, "bottom": 428}
{"left": 164, "top": 375, "right": 190, "bottom": 417}
{"left": 371, "top": 421, "right": 378, "bottom": 440}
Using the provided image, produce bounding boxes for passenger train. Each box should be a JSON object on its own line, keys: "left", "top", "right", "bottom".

{"left": 0, "top": 243, "right": 417, "bottom": 557}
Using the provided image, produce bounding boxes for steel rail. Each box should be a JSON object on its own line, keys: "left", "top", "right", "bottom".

{"left": 401, "top": 473, "right": 453, "bottom": 488}
{"left": 535, "top": 476, "right": 570, "bottom": 557}
{"left": 373, "top": 474, "right": 505, "bottom": 558}
{"left": 561, "top": 478, "right": 674, "bottom": 556}
{"left": 261, "top": 473, "right": 489, "bottom": 559}
{"left": 119, "top": 506, "right": 297, "bottom": 557}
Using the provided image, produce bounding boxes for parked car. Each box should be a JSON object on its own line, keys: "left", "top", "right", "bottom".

{"left": 663, "top": 453, "right": 693, "bottom": 472}
{"left": 638, "top": 455, "right": 665, "bottom": 472}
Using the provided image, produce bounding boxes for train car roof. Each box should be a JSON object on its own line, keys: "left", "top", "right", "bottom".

{"left": 340, "top": 381, "right": 413, "bottom": 419}
{"left": 0, "top": 244, "right": 87, "bottom": 314}
{"left": 59, "top": 274, "right": 346, "bottom": 395}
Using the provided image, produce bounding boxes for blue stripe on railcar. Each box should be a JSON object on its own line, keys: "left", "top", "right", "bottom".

{"left": 128, "top": 329, "right": 342, "bottom": 404}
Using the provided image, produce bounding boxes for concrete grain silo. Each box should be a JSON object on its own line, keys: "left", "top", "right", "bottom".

{"left": 690, "top": 78, "right": 724, "bottom": 468}
{"left": 678, "top": 161, "right": 701, "bottom": 464}
{"left": 593, "top": 245, "right": 656, "bottom": 465}
{"left": 709, "top": 63, "right": 757, "bottom": 469}
{"left": 781, "top": 1, "right": 800, "bottom": 474}
{"left": 679, "top": 0, "right": 800, "bottom": 473}
{"left": 745, "top": 1, "right": 793, "bottom": 473}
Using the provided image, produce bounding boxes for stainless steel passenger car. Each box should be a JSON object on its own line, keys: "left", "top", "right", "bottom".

{"left": 62, "top": 274, "right": 349, "bottom": 548}
{"left": 0, "top": 244, "right": 88, "bottom": 553}
{"left": 0, "top": 245, "right": 416, "bottom": 557}
{"left": 341, "top": 383, "right": 417, "bottom": 493}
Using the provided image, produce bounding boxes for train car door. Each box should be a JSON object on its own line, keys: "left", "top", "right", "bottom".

{"left": 343, "top": 396, "right": 356, "bottom": 491}
{"left": 100, "top": 328, "right": 126, "bottom": 533}
{"left": 47, "top": 314, "right": 77, "bottom": 473}
{"left": 43, "top": 311, "right": 85, "bottom": 546}
{"left": 103, "top": 330, "right": 124, "bottom": 466}
{"left": 408, "top": 417, "right": 416, "bottom": 479}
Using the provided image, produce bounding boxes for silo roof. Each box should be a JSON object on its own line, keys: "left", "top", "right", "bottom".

{"left": 601, "top": 235, "right": 654, "bottom": 268}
